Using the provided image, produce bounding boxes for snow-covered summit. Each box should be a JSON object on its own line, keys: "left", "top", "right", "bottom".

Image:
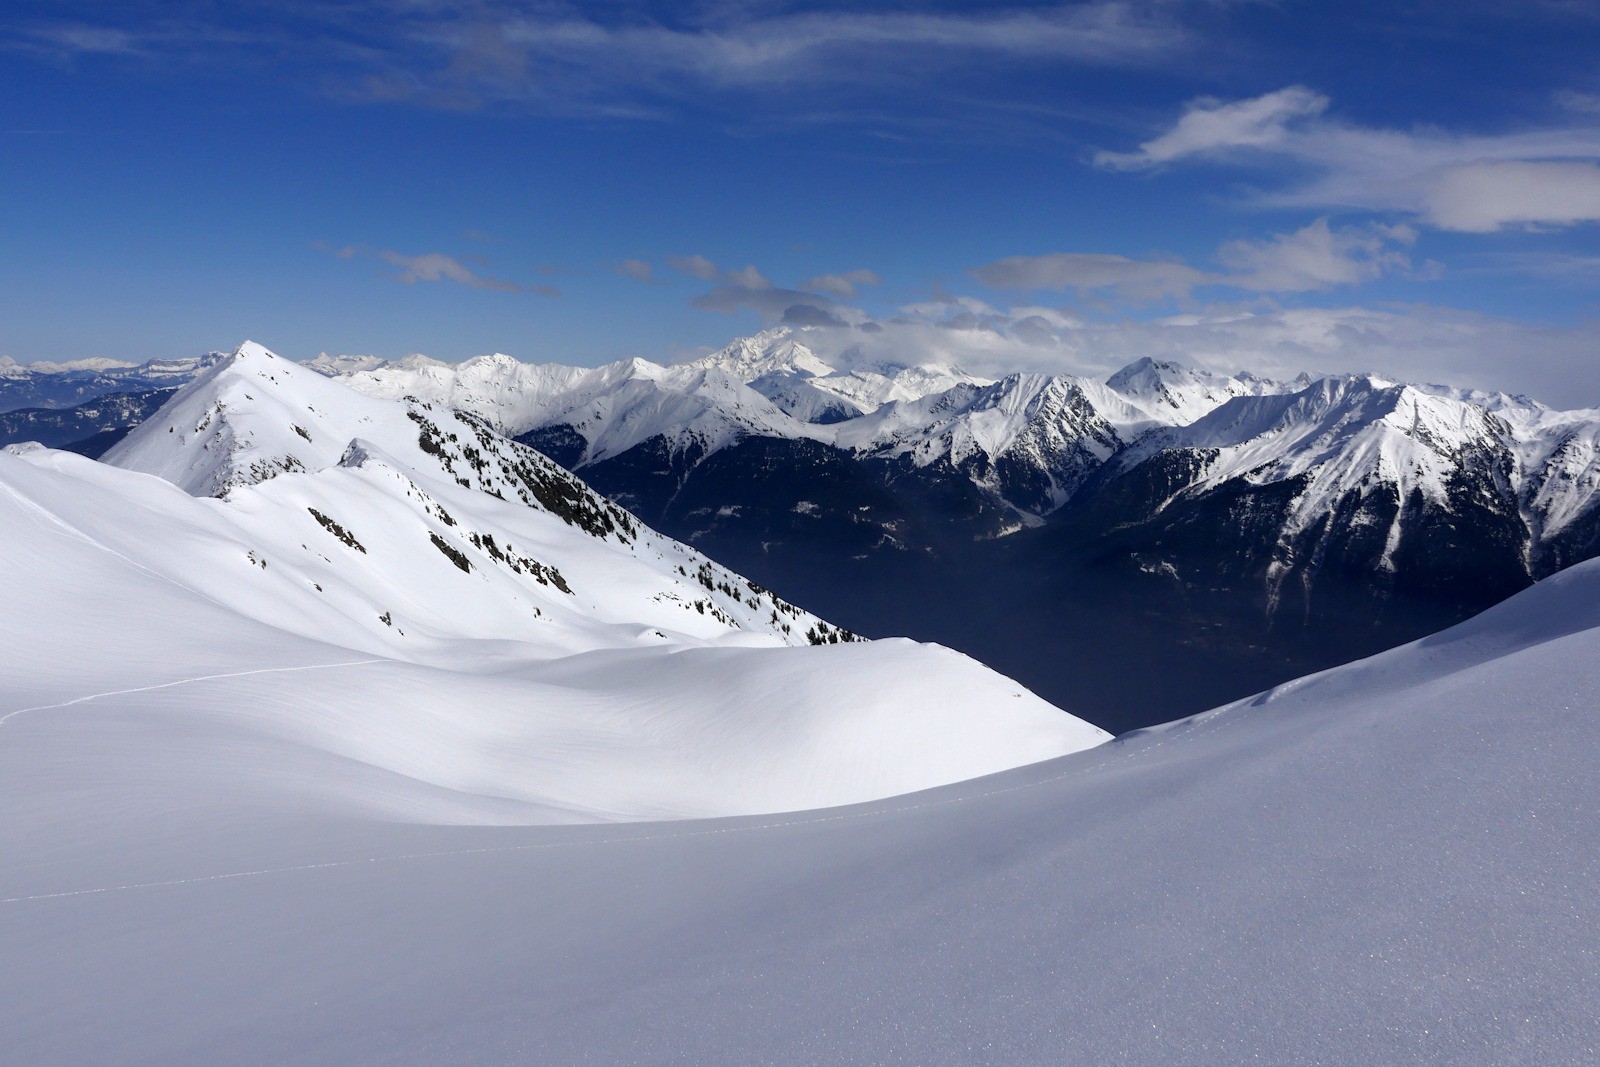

{"left": 1105, "top": 355, "right": 1283, "bottom": 424}
{"left": 101, "top": 341, "right": 817, "bottom": 646}
{"left": 1118, "top": 373, "right": 1507, "bottom": 495}
{"left": 687, "top": 327, "right": 836, "bottom": 380}
{"left": 318, "top": 343, "right": 822, "bottom": 463}
{"left": 106, "top": 340, "right": 366, "bottom": 496}
{"left": 701, "top": 328, "right": 997, "bottom": 419}
{"left": 302, "top": 352, "right": 388, "bottom": 376}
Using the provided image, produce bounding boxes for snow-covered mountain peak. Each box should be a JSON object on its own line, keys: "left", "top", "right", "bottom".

{"left": 1108, "top": 370, "right": 1523, "bottom": 566}
{"left": 1378, "top": 381, "right": 1505, "bottom": 444}
{"left": 1103, "top": 355, "right": 1182, "bottom": 391}
{"left": 689, "top": 326, "right": 835, "bottom": 380}
{"left": 671, "top": 329, "right": 997, "bottom": 423}
{"left": 102, "top": 340, "right": 382, "bottom": 496}
{"left": 1146, "top": 372, "right": 1496, "bottom": 465}
{"left": 610, "top": 355, "right": 670, "bottom": 382}
{"left": 1105, "top": 355, "right": 1282, "bottom": 425}
{"left": 395, "top": 353, "right": 449, "bottom": 371}
{"left": 304, "top": 352, "right": 388, "bottom": 376}
{"left": 232, "top": 339, "right": 280, "bottom": 365}
{"left": 89, "top": 340, "right": 891, "bottom": 658}
{"left": 828, "top": 370, "right": 1169, "bottom": 515}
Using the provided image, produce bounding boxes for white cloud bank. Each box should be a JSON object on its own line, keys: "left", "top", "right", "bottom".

{"left": 1095, "top": 86, "right": 1600, "bottom": 232}
{"left": 770, "top": 302, "right": 1600, "bottom": 408}
{"left": 673, "top": 248, "right": 1597, "bottom": 405}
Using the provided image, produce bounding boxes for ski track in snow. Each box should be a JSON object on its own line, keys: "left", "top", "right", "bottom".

{"left": 0, "top": 659, "right": 387, "bottom": 728}
{"left": 0, "top": 701, "right": 1236, "bottom": 907}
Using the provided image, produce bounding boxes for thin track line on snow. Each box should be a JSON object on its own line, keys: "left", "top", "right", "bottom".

{"left": 0, "top": 660, "right": 386, "bottom": 727}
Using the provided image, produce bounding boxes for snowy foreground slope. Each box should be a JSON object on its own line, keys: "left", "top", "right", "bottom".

{"left": 1, "top": 342, "right": 1106, "bottom": 822}
{"left": 4, "top": 502, "right": 1599, "bottom": 1059}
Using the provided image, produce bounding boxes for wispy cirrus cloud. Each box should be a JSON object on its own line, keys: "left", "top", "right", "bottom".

{"left": 1456, "top": 250, "right": 1600, "bottom": 284}
{"left": 415, "top": 2, "right": 1192, "bottom": 105}
{"left": 25, "top": 24, "right": 145, "bottom": 56}
{"left": 328, "top": 244, "right": 557, "bottom": 295}
{"left": 6, "top": 15, "right": 260, "bottom": 65}
{"left": 803, "top": 269, "right": 882, "bottom": 299}
{"left": 1093, "top": 86, "right": 1329, "bottom": 170}
{"left": 667, "top": 254, "right": 721, "bottom": 282}
{"left": 971, "top": 252, "right": 1210, "bottom": 301}
{"left": 969, "top": 219, "right": 1422, "bottom": 301}
{"left": 1095, "top": 86, "right": 1600, "bottom": 232}
{"left": 7, "top": 3, "right": 1198, "bottom": 123}
{"left": 613, "top": 258, "right": 653, "bottom": 282}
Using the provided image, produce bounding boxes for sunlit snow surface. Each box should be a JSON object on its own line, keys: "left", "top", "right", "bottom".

{"left": 2, "top": 344, "right": 1105, "bottom": 823}
{"left": 2, "top": 344, "right": 1596, "bottom": 1062}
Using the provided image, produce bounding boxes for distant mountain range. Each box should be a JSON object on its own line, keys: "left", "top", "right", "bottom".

{"left": 0, "top": 352, "right": 223, "bottom": 412}
{"left": 8, "top": 328, "right": 1599, "bottom": 731}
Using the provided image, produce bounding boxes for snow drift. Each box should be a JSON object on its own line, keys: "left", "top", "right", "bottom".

{"left": 3, "top": 513, "right": 1597, "bottom": 1061}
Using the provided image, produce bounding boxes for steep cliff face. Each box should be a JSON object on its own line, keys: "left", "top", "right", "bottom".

{"left": 1068, "top": 376, "right": 1534, "bottom": 624}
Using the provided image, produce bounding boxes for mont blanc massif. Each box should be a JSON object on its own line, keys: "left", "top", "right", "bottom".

{"left": 4, "top": 334, "right": 1598, "bottom": 1061}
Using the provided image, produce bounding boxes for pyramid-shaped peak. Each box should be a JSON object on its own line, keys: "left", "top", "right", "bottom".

{"left": 303, "top": 352, "right": 388, "bottom": 376}
{"left": 393, "top": 353, "right": 450, "bottom": 371}
{"left": 101, "top": 339, "right": 398, "bottom": 497}
{"left": 695, "top": 327, "right": 834, "bottom": 380}
{"left": 234, "top": 339, "right": 277, "bottom": 360}
{"left": 207, "top": 340, "right": 319, "bottom": 383}
{"left": 1106, "top": 356, "right": 1206, "bottom": 390}
{"left": 212, "top": 340, "right": 296, "bottom": 375}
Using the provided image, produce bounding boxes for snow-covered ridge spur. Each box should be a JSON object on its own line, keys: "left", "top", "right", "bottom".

{"left": 90, "top": 341, "right": 864, "bottom": 660}
{"left": 2, "top": 341, "right": 1108, "bottom": 823}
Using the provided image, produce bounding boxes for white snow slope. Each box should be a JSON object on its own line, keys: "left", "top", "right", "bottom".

{"left": 3, "top": 517, "right": 1598, "bottom": 1061}
{"left": 5, "top": 342, "right": 1107, "bottom": 826}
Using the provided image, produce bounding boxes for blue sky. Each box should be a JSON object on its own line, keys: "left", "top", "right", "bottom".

{"left": 3, "top": 1, "right": 1599, "bottom": 401}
